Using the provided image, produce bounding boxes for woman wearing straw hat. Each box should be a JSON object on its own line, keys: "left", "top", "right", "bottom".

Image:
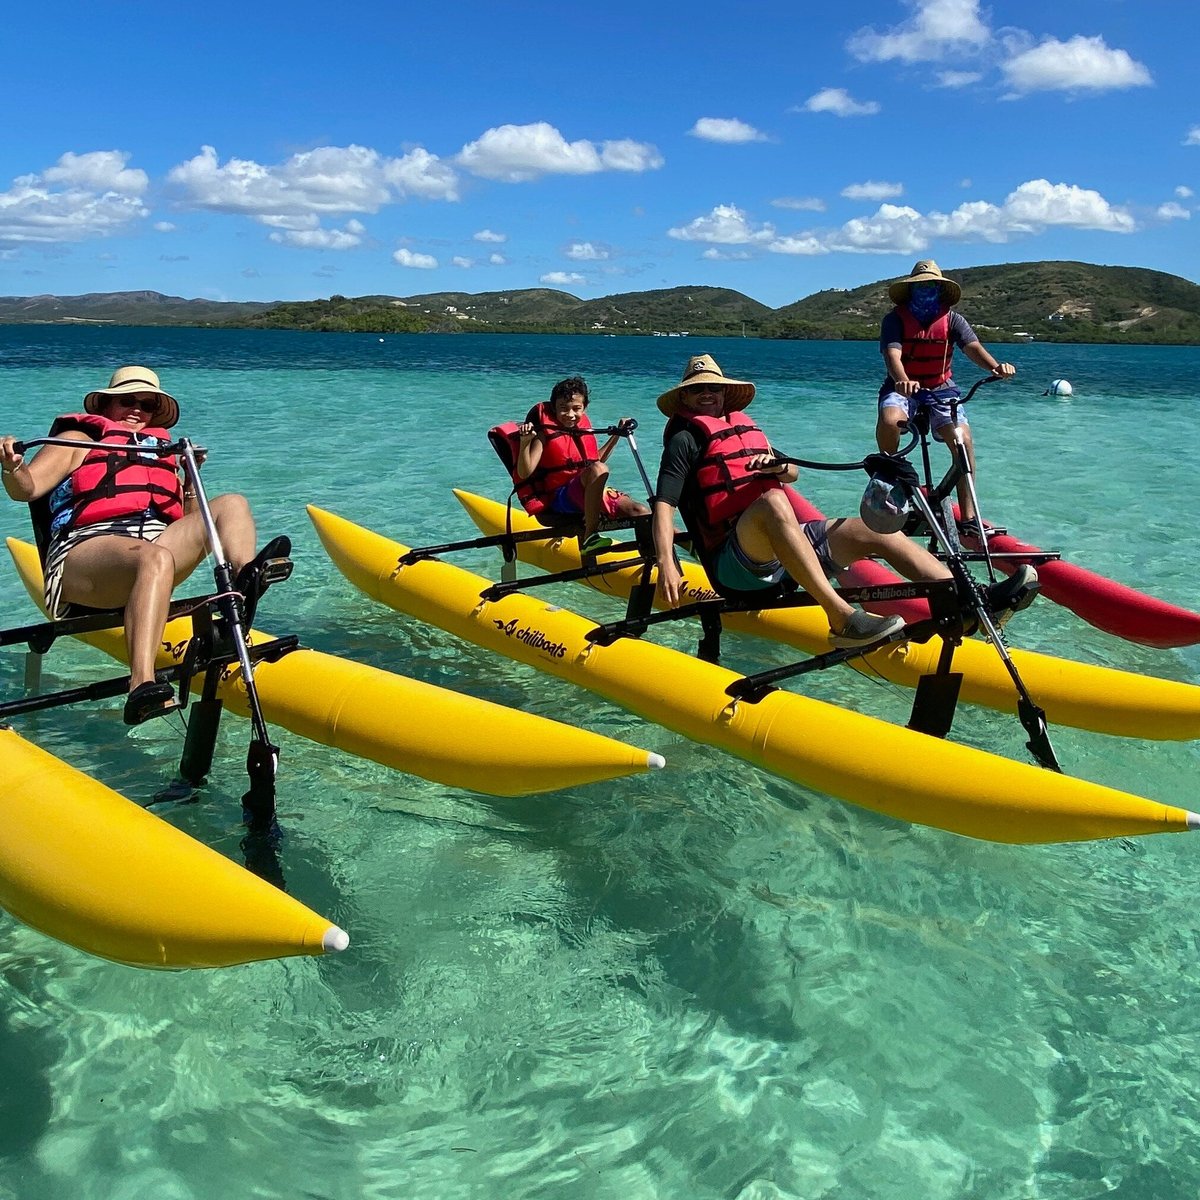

{"left": 650, "top": 354, "right": 963, "bottom": 646}
{"left": 1, "top": 365, "right": 287, "bottom": 725}
{"left": 875, "top": 260, "right": 1015, "bottom": 534}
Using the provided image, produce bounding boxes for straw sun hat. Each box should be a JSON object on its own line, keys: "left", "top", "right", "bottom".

{"left": 656, "top": 354, "right": 756, "bottom": 418}
{"left": 84, "top": 365, "right": 180, "bottom": 428}
{"left": 888, "top": 259, "right": 962, "bottom": 307}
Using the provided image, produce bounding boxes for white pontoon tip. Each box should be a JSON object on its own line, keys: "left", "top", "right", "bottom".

{"left": 322, "top": 926, "right": 351, "bottom": 952}
{"left": 1186, "top": 812, "right": 1200, "bottom": 831}
{"left": 648, "top": 752, "right": 667, "bottom": 771}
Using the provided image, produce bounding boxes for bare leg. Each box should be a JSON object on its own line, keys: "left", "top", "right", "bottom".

{"left": 578, "top": 462, "right": 610, "bottom": 539}
{"left": 733, "top": 491, "right": 857, "bottom": 628}
{"left": 156, "top": 493, "right": 257, "bottom": 577}
{"left": 825, "top": 518, "right": 951, "bottom": 582}
{"left": 59, "top": 536, "right": 177, "bottom": 691}
{"left": 936, "top": 423, "right": 977, "bottom": 521}
{"left": 875, "top": 406, "right": 907, "bottom": 453}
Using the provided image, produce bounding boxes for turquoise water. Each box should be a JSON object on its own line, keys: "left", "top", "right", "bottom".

{"left": 2, "top": 327, "right": 1199, "bottom": 1199}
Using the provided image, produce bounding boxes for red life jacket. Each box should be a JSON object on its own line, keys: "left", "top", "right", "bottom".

{"left": 666, "top": 410, "right": 782, "bottom": 549}
{"left": 48, "top": 413, "right": 183, "bottom": 530}
{"left": 487, "top": 403, "right": 598, "bottom": 517}
{"left": 895, "top": 306, "right": 954, "bottom": 388}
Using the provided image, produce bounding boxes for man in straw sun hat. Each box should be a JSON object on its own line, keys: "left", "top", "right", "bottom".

{"left": 1, "top": 364, "right": 290, "bottom": 726}
{"left": 875, "top": 259, "right": 1016, "bottom": 536}
{"left": 652, "top": 354, "right": 955, "bottom": 646}
{"left": 651, "top": 353, "right": 1037, "bottom": 645}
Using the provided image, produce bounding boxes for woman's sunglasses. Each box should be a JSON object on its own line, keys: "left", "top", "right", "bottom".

{"left": 112, "top": 396, "right": 160, "bottom": 414}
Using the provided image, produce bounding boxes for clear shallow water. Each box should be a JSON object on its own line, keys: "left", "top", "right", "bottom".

{"left": 1, "top": 327, "right": 1199, "bottom": 1199}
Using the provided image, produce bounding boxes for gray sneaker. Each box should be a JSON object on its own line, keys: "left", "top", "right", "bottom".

{"left": 830, "top": 610, "right": 906, "bottom": 648}
{"left": 985, "top": 564, "right": 1039, "bottom": 627}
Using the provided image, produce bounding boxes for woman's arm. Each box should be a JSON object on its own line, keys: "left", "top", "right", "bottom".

{"left": 1, "top": 432, "right": 90, "bottom": 502}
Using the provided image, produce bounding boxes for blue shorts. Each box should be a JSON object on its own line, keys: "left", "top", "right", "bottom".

{"left": 879, "top": 385, "right": 969, "bottom": 435}
{"left": 714, "top": 520, "right": 837, "bottom": 593}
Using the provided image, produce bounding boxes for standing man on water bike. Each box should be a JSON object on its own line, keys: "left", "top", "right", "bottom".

{"left": 875, "top": 260, "right": 1015, "bottom": 535}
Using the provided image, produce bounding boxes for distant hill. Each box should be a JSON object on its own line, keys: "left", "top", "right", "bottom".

{"left": 3, "top": 264, "right": 1198, "bottom": 342}
{"left": 0, "top": 290, "right": 271, "bottom": 326}
{"left": 231, "top": 285, "right": 771, "bottom": 337}
{"left": 767, "top": 262, "right": 1200, "bottom": 344}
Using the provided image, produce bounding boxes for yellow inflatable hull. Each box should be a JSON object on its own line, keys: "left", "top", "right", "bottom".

{"left": 308, "top": 505, "right": 1199, "bottom": 846}
{"left": 0, "top": 726, "right": 347, "bottom": 969}
{"left": 6, "top": 538, "right": 663, "bottom": 796}
{"left": 454, "top": 491, "right": 1200, "bottom": 742}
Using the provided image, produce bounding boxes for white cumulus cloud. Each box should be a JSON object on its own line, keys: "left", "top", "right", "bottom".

{"left": 800, "top": 88, "right": 881, "bottom": 117}
{"left": 1156, "top": 202, "right": 1190, "bottom": 221}
{"left": 473, "top": 228, "right": 507, "bottom": 242}
{"left": 153, "top": 221, "right": 176, "bottom": 233}
{"left": 688, "top": 117, "right": 768, "bottom": 143}
{"left": 937, "top": 70, "right": 982, "bottom": 88}
{"left": 452, "top": 256, "right": 474, "bottom": 268}
{"left": 457, "top": 122, "right": 663, "bottom": 182}
{"left": 167, "top": 144, "right": 459, "bottom": 225}
{"left": 1002, "top": 35, "right": 1152, "bottom": 94}
{"left": 701, "top": 248, "right": 753, "bottom": 260}
{"left": 848, "top": 0, "right": 990, "bottom": 63}
{"left": 489, "top": 253, "right": 507, "bottom": 265}
{"left": 541, "top": 271, "right": 585, "bottom": 285}
{"left": 767, "top": 178, "right": 1135, "bottom": 257}
{"left": 393, "top": 248, "right": 438, "bottom": 268}
{"left": 269, "top": 219, "right": 366, "bottom": 250}
{"left": 565, "top": 241, "right": 609, "bottom": 261}
{"left": 1177, "top": 186, "right": 1195, "bottom": 198}
{"left": 1185, "top": 127, "right": 1200, "bottom": 146}
{"left": 667, "top": 204, "right": 775, "bottom": 245}
{"left": 0, "top": 150, "right": 149, "bottom": 243}
{"left": 842, "top": 181, "right": 904, "bottom": 201}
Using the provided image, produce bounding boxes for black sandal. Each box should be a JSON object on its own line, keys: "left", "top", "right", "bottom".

{"left": 123, "top": 680, "right": 179, "bottom": 726}
{"left": 235, "top": 535, "right": 293, "bottom": 627}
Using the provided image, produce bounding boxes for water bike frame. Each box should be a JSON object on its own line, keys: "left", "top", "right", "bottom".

{"left": 0, "top": 434, "right": 296, "bottom": 841}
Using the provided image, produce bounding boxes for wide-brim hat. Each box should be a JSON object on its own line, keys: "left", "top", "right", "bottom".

{"left": 657, "top": 354, "right": 756, "bottom": 418}
{"left": 84, "top": 365, "right": 179, "bottom": 428}
{"left": 888, "top": 259, "right": 962, "bottom": 307}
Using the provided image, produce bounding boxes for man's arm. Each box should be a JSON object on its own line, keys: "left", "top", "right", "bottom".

{"left": 652, "top": 498, "right": 685, "bottom": 607}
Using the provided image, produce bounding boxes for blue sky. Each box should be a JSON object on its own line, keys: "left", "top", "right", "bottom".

{"left": 1, "top": 0, "right": 1196, "bottom": 309}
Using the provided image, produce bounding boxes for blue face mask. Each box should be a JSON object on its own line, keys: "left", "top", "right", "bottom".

{"left": 907, "top": 283, "right": 943, "bottom": 323}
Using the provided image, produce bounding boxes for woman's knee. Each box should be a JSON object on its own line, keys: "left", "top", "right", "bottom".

{"left": 211, "top": 492, "right": 252, "bottom": 521}
{"left": 583, "top": 462, "right": 609, "bottom": 484}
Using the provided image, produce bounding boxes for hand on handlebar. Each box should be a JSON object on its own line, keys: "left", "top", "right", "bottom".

{"left": 990, "top": 363, "right": 1016, "bottom": 379}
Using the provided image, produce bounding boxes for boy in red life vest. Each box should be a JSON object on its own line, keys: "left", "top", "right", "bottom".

{"left": 1, "top": 365, "right": 288, "bottom": 726}
{"left": 652, "top": 354, "right": 1037, "bottom": 647}
{"left": 514, "top": 376, "right": 649, "bottom": 555}
{"left": 875, "top": 260, "right": 1015, "bottom": 533}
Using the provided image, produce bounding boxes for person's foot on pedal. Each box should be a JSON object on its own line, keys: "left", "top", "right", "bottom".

{"left": 123, "top": 679, "right": 177, "bottom": 726}
{"left": 829, "top": 610, "right": 906, "bottom": 648}
{"left": 580, "top": 532, "right": 615, "bottom": 556}
{"left": 985, "top": 564, "right": 1039, "bottom": 626}
{"left": 235, "top": 535, "right": 292, "bottom": 627}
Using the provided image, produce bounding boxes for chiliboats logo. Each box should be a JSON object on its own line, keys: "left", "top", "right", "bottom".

{"left": 493, "top": 617, "right": 568, "bottom": 659}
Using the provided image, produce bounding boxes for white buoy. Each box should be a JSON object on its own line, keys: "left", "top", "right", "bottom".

{"left": 1046, "top": 378, "right": 1073, "bottom": 397}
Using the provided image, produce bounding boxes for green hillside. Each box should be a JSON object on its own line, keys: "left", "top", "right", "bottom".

{"left": 0, "top": 290, "right": 270, "bottom": 326}
{"left": 3, "top": 263, "right": 1198, "bottom": 342}
{"left": 767, "top": 261, "right": 1200, "bottom": 344}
